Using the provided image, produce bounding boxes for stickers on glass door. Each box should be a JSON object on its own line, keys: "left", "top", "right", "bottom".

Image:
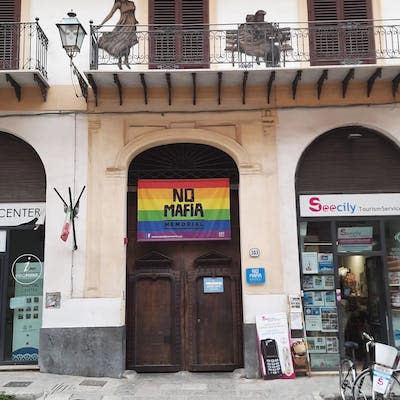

{"left": 9, "top": 255, "right": 43, "bottom": 362}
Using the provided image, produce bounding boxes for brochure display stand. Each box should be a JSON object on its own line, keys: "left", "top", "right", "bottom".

{"left": 256, "top": 312, "right": 295, "bottom": 379}
{"left": 288, "top": 295, "right": 311, "bottom": 376}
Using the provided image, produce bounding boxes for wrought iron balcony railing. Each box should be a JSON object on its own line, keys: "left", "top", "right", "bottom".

{"left": 0, "top": 20, "right": 48, "bottom": 78}
{"left": 89, "top": 19, "right": 400, "bottom": 70}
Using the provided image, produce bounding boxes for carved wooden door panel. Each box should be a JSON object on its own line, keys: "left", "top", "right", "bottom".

{"left": 126, "top": 254, "right": 182, "bottom": 372}
{"left": 186, "top": 253, "right": 242, "bottom": 371}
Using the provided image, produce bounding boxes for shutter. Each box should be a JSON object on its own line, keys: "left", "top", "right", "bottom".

{"left": 296, "top": 127, "right": 400, "bottom": 194}
{"left": 0, "top": 132, "right": 46, "bottom": 202}
{"left": 0, "top": 0, "right": 21, "bottom": 69}
{"left": 308, "top": 0, "right": 374, "bottom": 65}
{"left": 343, "top": 0, "right": 373, "bottom": 63}
{"left": 150, "top": 0, "right": 177, "bottom": 66}
{"left": 308, "top": 0, "right": 341, "bottom": 64}
{"left": 149, "top": 0, "right": 209, "bottom": 68}
{"left": 181, "top": 0, "right": 208, "bottom": 64}
{"left": 312, "top": 0, "right": 339, "bottom": 21}
{"left": 182, "top": 0, "right": 206, "bottom": 25}
{"left": 152, "top": 0, "right": 176, "bottom": 25}
{"left": 343, "top": 0, "right": 369, "bottom": 19}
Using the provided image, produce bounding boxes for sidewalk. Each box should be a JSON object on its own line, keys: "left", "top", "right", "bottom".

{"left": 0, "top": 370, "right": 341, "bottom": 400}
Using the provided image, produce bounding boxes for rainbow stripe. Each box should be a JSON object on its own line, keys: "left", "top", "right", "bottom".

{"left": 137, "top": 178, "right": 231, "bottom": 241}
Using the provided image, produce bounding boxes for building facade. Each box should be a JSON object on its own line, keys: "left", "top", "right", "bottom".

{"left": 1, "top": 0, "right": 400, "bottom": 378}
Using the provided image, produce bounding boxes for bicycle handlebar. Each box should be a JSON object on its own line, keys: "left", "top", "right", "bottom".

{"left": 362, "top": 332, "right": 374, "bottom": 342}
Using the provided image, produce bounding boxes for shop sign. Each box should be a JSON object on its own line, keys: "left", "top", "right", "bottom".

{"left": 203, "top": 277, "right": 224, "bottom": 293}
{"left": 299, "top": 194, "right": 400, "bottom": 217}
{"left": 137, "top": 179, "right": 231, "bottom": 241}
{"left": 337, "top": 226, "right": 373, "bottom": 252}
{"left": 0, "top": 203, "right": 45, "bottom": 227}
{"left": 246, "top": 267, "right": 266, "bottom": 284}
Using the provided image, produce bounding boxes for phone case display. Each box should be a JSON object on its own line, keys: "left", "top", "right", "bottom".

{"left": 256, "top": 313, "right": 295, "bottom": 379}
{"left": 9, "top": 261, "right": 43, "bottom": 362}
{"left": 261, "top": 339, "right": 282, "bottom": 377}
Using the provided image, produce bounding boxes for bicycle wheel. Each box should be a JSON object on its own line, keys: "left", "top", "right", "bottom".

{"left": 340, "top": 358, "right": 356, "bottom": 400}
{"left": 353, "top": 369, "right": 374, "bottom": 400}
{"left": 387, "top": 372, "right": 400, "bottom": 399}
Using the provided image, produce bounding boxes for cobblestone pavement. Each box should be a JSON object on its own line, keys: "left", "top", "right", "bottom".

{"left": 0, "top": 370, "right": 341, "bottom": 400}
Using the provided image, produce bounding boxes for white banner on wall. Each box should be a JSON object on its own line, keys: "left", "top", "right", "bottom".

{"left": 299, "top": 194, "right": 400, "bottom": 217}
{"left": 256, "top": 312, "right": 295, "bottom": 379}
{"left": 0, "top": 203, "right": 45, "bottom": 227}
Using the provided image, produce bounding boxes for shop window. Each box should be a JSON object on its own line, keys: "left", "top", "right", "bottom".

{"left": 300, "top": 221, "right": 340, "bottom": 370}
{"left": 385, "top": 219, "right": 400, "bottom": 348}
{"left": 2, "top": 229, "right": 44, "bottom": 363}
{"left": 149, "top": 0, "right": 209, "bottom": 68}
{"left": 307, "top": 0, "right": 374, "bottom": 65}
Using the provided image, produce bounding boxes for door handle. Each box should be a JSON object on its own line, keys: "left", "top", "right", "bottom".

{"left": 197, "top": 318, "right": 201, "bottom": 323}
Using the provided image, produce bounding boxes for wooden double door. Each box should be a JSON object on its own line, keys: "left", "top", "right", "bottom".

{"left": 126, "top": 193, "right": 243, "bottom": 372}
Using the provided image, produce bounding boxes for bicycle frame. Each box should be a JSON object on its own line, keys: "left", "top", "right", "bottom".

{"left": 352, "top": 332, "right": 400, "bottom": 400}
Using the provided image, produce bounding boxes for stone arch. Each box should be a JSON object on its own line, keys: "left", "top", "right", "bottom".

{"left": 124, "top": 141, "right": 244, "bottom": 373}
{"left": 112, "top": 128, "right": 255, "bottom": 173}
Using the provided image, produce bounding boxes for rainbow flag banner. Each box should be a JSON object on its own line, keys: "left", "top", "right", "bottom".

{"left": 137, "top": 178, "right": 231, "bottom": 241}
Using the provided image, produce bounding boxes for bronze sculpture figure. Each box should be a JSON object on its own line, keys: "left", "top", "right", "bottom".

{"left": 98, "top": 0, "right": 139, "bottom": 69}
{"left": 226, "top": 10, "right": 290, "bottom": 67}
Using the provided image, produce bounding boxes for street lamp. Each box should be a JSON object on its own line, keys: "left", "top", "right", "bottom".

{"left": 56, "top": 11, "right": 88, "bottom": 102}
{"left": 56, "top": 11, "right": 87, "bottom": 59}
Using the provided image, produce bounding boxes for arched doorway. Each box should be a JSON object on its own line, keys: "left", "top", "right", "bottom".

{"left": 0, "top": 132, "right": 46, "bottom": 365}
{"left": 296, "top": 126, "right": 400, "bottom": 370}
{"left": 126, "top": 143, "right": 243, "bottom": 372}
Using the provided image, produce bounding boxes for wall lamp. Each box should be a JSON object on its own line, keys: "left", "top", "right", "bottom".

{"left": 56, "top": 11, "right": 89, "bottom": 101}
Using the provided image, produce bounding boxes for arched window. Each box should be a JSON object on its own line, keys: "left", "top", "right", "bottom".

{"left": 0, "top": 132, "right": 46, "bottom": 202}
{"left": 296, "top": 126, "right": 400, "bottom": 194}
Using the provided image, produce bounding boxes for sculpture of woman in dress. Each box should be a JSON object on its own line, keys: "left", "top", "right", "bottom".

{"left": 98, "top": 0, "right": 139, "bottom": 69}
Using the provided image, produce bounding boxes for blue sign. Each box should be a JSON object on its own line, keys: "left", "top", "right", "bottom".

{"left": 246, "top": 268, "right": 266, "bottom": 285}
{"left": 203, "top": 277, "right": 224, "bottom": 293}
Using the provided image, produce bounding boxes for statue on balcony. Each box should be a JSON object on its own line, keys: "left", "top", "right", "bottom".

{"left": 98, "top": 0, "right": 139, "bottom": 69}
{"left": 226, "top": 10, "right": 287, "bottom": 67}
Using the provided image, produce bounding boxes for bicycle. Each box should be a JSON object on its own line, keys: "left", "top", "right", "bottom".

{"left": 352, "top": 333, "right": 400, "bottom": 400}
{"left": 340, "top": 338, "right": 369, "bottom": 400}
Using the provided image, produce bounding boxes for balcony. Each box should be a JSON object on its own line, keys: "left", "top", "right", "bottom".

{"left": 0, "top": 21, "right": 49, "bottom": 102}
{"left": 86, "top": 19, "right": 400, "bottom": 106}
